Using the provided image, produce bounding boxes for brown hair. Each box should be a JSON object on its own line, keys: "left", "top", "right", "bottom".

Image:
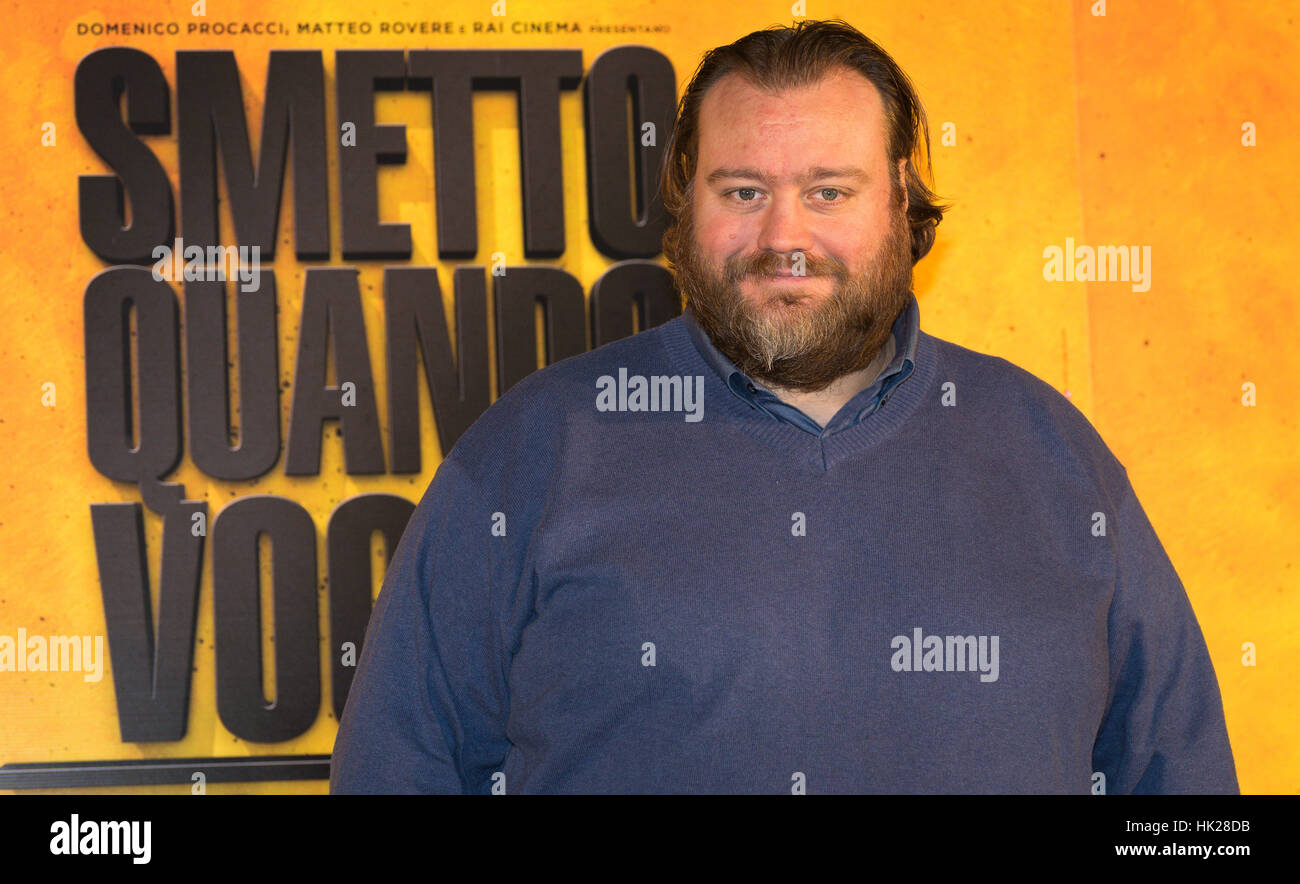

{"left": 659, "top": 19, "right": 949, "bottom": 266}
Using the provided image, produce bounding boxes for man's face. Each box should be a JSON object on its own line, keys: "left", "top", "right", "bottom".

{"left": 674, "top": 67, "right": 914, "bottom": 393}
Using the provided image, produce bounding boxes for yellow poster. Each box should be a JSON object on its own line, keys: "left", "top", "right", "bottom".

{"left": 0, "top": 0, "right": 1295, "bottom": 796}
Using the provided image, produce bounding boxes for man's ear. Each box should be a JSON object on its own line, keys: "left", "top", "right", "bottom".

{"left": 897, "top": 158, "right": 909, "bottom": 214}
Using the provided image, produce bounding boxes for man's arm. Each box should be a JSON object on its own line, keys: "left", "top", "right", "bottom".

{"left": 1091, "top": 471, "right": 1239, "bottom": 794}
{"left": 330, "top": 455, "right": 510, "bottom": 793}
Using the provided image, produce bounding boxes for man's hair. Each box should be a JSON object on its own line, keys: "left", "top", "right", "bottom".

{"left": 659, "top": 19, "right": 949, "bottom": 266}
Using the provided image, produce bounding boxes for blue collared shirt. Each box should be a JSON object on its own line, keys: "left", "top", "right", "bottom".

{"left": 681, "top": 292, "right": 920, "bottom": 437}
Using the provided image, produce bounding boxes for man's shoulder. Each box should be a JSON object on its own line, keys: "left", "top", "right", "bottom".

{"left": 925, "top": 331, "right": 1128, "bottom": 485}
{"left": 928, "top": 332, "right": 1081, "bottom": 406}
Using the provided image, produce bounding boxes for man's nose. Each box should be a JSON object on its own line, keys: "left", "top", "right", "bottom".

{"left": 754, "top": 192, "right": 813, "bottom": 258}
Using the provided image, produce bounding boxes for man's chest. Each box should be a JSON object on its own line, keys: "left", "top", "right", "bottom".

{"left": 501, "top": 450, "right": 1115, "bottom": 792}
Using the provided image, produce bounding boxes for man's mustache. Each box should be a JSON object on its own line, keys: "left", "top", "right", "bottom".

{"left": 725, "top": 252, "right": 848, "bottom": 280}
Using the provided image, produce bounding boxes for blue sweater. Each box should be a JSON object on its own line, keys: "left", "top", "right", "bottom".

{"left": 330, "top": 292, "right": 1238, "bottom": 794}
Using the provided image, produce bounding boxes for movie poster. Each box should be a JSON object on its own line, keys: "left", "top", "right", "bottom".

{"left": 0, "top": 0, "right": 1293, "bottom": 797}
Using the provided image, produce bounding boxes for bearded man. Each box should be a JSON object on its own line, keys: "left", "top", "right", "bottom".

{"left": 331, "top": 19, "right": 1237, "bottom": 794}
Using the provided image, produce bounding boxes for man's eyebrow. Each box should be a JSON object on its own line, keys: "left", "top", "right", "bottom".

{"left": 704, "top": 166, "right": 869, "bottom": 186}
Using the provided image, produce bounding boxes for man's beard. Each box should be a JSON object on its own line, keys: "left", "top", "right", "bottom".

{"left": 672, "top": 191, "right": 914, "bottom": 394}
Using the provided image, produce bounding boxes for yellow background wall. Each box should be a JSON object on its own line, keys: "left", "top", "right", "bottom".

{"left": 0, "top": 0, "right": 1294, "bottom": 793}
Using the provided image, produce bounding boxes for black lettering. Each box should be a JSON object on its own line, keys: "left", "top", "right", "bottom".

{"left": 212, "top": 496, "right": 320, "bottom": 743}
{"left": 184, "top": 277, "right": 282, "bottom": 480}
{"left": 384, "top": 267, "right": 490, "bottom": 473}
{"left": 583, "top": 46, "right": 676, "bottom": 258}
{"left": 327, "top": 494, "right": 414, "bottom": 719}
{"left": 494, "top": 266, "right": 586, "bottom": 394}
{"left": 75, "top": 48, "right": 174, "bottom": 265}
{"left": 89, "top": 487, "right": 204, "bottom": 742}
{"left": 589, "top": 259, "right": 681, "bottom": 346}
{"left": 336, "top": 51, "right": 410, "bottom": 259}
{"left": 84, "top": 268, "right": 182, "bottom": 482}
{"left": 177, "top": 50, "right": 329, "bottom": 259}
{"left": 408, "top": 50, "right": 582, "bottom": 259}
{"left": 285, "top": 269, "right": 386, "bottom": 475}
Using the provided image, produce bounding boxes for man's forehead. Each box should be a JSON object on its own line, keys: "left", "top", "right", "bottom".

{"left": 699, "top": 67, "right": 884, "bottom": 122}
{"left": 695, "top": 68, "right": 889, "bottom": 168}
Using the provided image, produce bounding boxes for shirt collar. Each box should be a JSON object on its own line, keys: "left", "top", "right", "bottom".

{"left": 681, "top": 291, "right": 920, "bottom": 430}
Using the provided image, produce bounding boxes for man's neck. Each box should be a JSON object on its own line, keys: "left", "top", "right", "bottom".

{"left": 758, "top": 336, "right": 895, "bottom": 428}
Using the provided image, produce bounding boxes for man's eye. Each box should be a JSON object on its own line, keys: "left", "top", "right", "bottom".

{"left": 732, "top": 188, "right": 759, "bottom": 201}
{"left": 819, "top": 187, "right": 841, "bottom": 201}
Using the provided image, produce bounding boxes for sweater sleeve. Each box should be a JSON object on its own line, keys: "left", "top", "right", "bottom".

{"left": 330, "top": 455, "right": 511, "bottom": 794}
{"left": 1091, "top": 471, "right": 1239, "bottom": 794}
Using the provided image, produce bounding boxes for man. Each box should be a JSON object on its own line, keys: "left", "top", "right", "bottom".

{"left": 331, "top": 20, "right": 1238, "bottom": 794}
